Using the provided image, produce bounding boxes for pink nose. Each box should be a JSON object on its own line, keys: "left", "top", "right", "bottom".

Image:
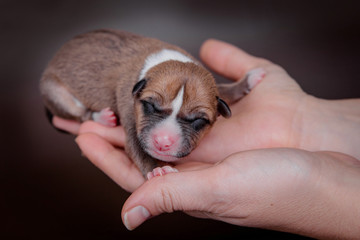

{"left": 153, "top": 134, "right": 174, "bottom": 151}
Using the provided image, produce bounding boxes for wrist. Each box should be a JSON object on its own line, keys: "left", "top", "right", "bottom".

{"left": 255, "top": 151, "right": 360, "bottom": 239}
{"left": 296, "top": 96, "right": 360, "bottom": 159}
{"left": 308, "top": 152, "right": 360, "bottom": 239}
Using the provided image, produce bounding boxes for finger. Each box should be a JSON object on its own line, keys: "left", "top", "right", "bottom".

{"left": 75, "top": 133, "right": 144, "bottom": 192}
{"left": 200, "top": 39, "right": 270, "bottom": 80}
{"left": 78, "top": 121, "right": 126, "bottom": 147}
{"left": 121, "top": 168, "right": 216, "bottom": 230}
{"left": 174, "top": 161, "right": 213, "bottom": 171}
{"left": 52, "top": 116, "right": 80, "bottom": 135}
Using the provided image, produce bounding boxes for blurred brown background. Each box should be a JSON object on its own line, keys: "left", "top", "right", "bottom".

{"left": 1, "top": 0, "right": 359, "bottom": 239}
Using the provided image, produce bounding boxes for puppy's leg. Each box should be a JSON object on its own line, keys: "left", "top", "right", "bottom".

{"left": 91, "top": 107, "right": 118, "bottom": 127}
{"left": 217, "top": 68, "right": 266, "bottom": 104}
{"left": 40, "top": 76, "right": 91, "bottom": 122}
{"left": 41, "top": 77, "right": 118, "bottom": 127}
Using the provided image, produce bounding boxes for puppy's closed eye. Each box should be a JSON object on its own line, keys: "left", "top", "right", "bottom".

{"left": 182, "top": 117, "right": 209, "bottom": 131}
{"left": 141, "top": 100, "right": 162, "bottom": 115}
{"left": 191, "top": 118, "right": 209, "bottom": 131}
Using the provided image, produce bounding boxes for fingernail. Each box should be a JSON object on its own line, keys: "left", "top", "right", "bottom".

{"left": 123, "top": 205, "right": 151, "bottom": 230}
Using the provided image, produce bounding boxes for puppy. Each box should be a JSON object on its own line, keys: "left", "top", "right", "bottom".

{"left": 40, "top": 29, "right": 265, "bottom": 178}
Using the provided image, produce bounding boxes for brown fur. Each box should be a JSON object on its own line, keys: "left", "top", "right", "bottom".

{"left": 134, "top": 61, "right": 218, "bottom": 154}
{"left": 40, "top": 29, "right": 249, "bottom": 177}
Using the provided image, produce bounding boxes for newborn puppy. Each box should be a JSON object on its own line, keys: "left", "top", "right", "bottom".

{"left": 40, "top": 29, "right": 264, "bottom": 178}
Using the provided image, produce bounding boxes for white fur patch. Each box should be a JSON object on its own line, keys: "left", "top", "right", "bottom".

{"left": 145, "top": 86, "right": 185, "bottom": 161}
{"left": 139, "top": 49, "right": 195, "bottom": 81}
{"left": 72, "top": 96, "right": 85, "bottom": 109}
{"left": 155, "top": 85, "right": 184, "bottom": 134}
{"left": 170, "top": 85, "right": 184, "bottom": 118}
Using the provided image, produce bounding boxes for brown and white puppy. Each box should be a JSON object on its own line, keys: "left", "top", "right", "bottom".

{"left": 40, "top": 29, "right": 265, "bottom": 178}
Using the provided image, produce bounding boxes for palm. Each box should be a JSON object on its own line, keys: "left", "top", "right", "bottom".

{"left": 188, "top": 65, "right": 307, "bottom": 163}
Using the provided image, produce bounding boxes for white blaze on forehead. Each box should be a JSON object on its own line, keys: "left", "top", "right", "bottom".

{"left": 139, "top": 49, "right": 195, "bottom": 81}
{"left": 170, "top": 86, "right": 184, "bottom": 118}
{"left": 149, "top": 85, "right": 184, "bottom": 142}
{"left": 146, "top": 85, "right": 185, "bottom": 159}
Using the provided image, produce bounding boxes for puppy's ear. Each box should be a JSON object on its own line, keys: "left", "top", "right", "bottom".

{"left": 217, "top": 97, "right": 231, "bottom": 118}
{"left": 132, "top": 79, "right": 147, "bottom": 97}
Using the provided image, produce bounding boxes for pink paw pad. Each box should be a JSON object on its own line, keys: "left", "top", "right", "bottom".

{"left": 92, "top": 107, "right": 118, "bottom": 127}
{"left": 247, "top": 68, "right": 266, "bottom": 90}
{"left": 147, "top": 166, "right": 179, "bottom": 180}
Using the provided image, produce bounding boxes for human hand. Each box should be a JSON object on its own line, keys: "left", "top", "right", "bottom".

{"left": 121, "top": 148, "right": 360, "bottom": 239}
{"left": 51, "top": 118, "right": 211, "bottom": 192}
{"left": 190, "top": 39, "right": 360, "bottom": 162}
{"left": 187, "top": 39, "right": 308, "bottom": 163}
{"left": 51, "top": 117, "right": 143, "bottom": 192}
{"left": 51, "top": 115, "right": 143, "bottom": 191}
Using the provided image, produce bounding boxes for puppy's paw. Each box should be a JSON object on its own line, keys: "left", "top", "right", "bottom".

{"left": 247, "top": 68, "right": 266, "bottom": 90}
{"left": 147, "top": 166, "right": 179, "bottom": 180}
{"left": 92, "top": 107, "right": 118, "bottom": 127}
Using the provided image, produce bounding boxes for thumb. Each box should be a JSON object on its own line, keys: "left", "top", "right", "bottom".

{"left": 200, "top": 39, "right": 270, "bottom": 80}
{"left": 121, "top": 169, "right": 215, "bottom": 230}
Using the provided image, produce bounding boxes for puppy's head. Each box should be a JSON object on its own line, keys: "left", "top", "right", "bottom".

{"left": 132, "top": 61, "right": 231, "bottom": 162}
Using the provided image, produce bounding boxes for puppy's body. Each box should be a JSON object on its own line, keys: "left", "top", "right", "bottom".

{"left": 40, "top": 29, "right": 259, "bottom": 176}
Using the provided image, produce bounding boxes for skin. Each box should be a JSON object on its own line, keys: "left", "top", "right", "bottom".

{"left": 53, "top": 39, "right": 360, "bottom": 239}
